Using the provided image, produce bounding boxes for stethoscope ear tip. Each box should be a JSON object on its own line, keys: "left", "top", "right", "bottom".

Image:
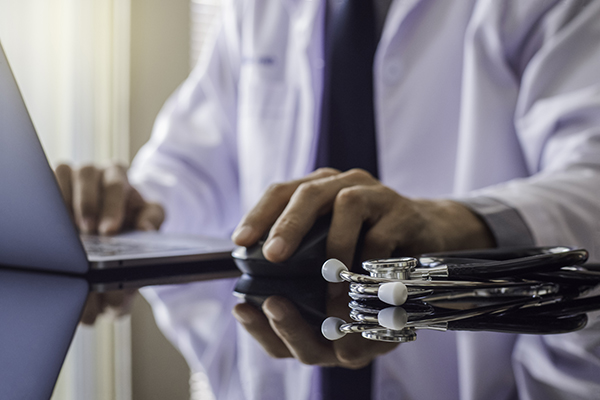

{"left": 378, "top": 307, "right": 408, "bottom": 330}
{"left": 378, "top": 282, "right": 408, "bottom": 306}
{"left": 322, "top": 259, "right": 348, "bottom": 283}
{"left": 321, "top": 317, "right": 347, "bottom": 340}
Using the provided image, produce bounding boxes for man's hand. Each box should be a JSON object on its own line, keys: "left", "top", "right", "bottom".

{"left": 231, "top": 168, "right": 495, "bottom": 367}
{"left": 54, "top": 164, "right": 164, "bottom": 235}
{"left": 80, "top": 289, "right": 137, "bottom": 325}
{"left": 54, "top": 163, "right": 165, "bottom": 325}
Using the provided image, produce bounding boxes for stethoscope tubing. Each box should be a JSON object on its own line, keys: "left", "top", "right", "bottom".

{"left": 507, "top": 294, "right": 600, "bottom": 317}
{"left": 443, "top": 248, "right": 588, "bottom": 279}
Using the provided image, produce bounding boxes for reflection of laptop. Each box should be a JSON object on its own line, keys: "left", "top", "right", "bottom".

{"left": 0, "top": 40, "right": 240, "bottom": 291}
{"left": 0, "top": 268, "right": 87, "bottom": 399}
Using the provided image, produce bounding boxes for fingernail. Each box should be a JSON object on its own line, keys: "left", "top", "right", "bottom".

{"left": 263, "top": 299, "right": 287, "bottom": 322}
{"left": 99, "top": 218, "right": 117, "bottom": 235}
{"left": 231, "top": 226, "right": 254, "bottom": 244}
{"left": 263, "top": 237, "right": 287, "bottom": 259}
{"left": 232, "top": 308, "right": 253, "bottom": 325}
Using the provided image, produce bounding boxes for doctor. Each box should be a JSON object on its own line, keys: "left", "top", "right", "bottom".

{"left": 62, "top": 0, "right": 600, "bottom": 399}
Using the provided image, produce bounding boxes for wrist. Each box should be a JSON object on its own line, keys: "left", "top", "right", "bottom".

{"left": 417, "top": 199, "right": 496, "bottom": 252}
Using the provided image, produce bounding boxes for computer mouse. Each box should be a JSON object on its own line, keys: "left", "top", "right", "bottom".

{"left": 232, "top": 214, "right": 331, "bottom": 278}
{"left": 232, "top": 215, "right": 332, "bottom": 324}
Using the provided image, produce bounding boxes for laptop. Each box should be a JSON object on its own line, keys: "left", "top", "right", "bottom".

{"left": 0, "top": 38, "right": 244, "bottom": 399}
{"left": 0, "top": 40, "right": 240, "bottom": 291}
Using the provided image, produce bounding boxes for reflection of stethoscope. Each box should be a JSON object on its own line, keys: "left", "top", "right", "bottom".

{"left": 320, "top": 247, "right": 600, "bottom": 343}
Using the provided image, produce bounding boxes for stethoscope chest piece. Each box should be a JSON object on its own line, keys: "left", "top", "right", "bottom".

{"left": 362, "top": 328, "right": 417, "bottom": 343}
{"left": 362, "top": 258, "right": 418, "bottom": 279}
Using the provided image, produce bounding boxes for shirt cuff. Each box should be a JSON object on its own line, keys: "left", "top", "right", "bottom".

{"left": 456, "top": 197, "right": 535, "bottom": 248}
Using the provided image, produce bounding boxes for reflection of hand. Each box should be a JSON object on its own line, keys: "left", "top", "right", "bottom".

{"left": 54, "top": 164, "right": 164, "bottom": 235}
{"left": 234, "top": 294, "right": 397, "bottom": 369}
{"left": 231, "top": 168, "right": 495, "bottom": 367}
{"left": 80, "top": 289, "right": 137, "bottom": 325}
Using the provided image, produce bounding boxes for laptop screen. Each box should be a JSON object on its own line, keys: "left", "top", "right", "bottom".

{"left": 0, "top": 42, "right": 88, "bottom": 274}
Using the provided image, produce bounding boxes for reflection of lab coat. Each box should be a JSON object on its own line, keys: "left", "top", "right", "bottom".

{"left": 130, "top": 1, "right": 600, "bottom": 399}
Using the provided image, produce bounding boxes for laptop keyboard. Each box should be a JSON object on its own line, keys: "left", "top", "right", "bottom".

{"left": 81, "top": 235, "right": 191, "bottom": 257}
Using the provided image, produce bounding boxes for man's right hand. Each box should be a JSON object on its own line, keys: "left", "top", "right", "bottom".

{"left": 54, "top": 164, "right": 164, "bottom": 235}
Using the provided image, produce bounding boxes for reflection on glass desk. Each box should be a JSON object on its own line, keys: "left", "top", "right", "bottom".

{"left": 0, "top": 268, "right": 88, "bottom": 399}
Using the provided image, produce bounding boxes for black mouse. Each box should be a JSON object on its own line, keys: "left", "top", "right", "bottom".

{"left": 232, "top": 214, "right": 331, "bottom": 278}
{"left": 231, "top": 215, "right": 331, "bottom": 324}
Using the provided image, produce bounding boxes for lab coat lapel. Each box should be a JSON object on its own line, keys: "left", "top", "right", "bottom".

{"left": 286, "top": 0, "right": 326, "bottom": 179}
{"left": 373, "top": 0, "right": 424, "bottom": 184}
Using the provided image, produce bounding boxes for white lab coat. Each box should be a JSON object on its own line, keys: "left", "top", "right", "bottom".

{"left": 130, "top": 1, "right": 600, "bottom": 399}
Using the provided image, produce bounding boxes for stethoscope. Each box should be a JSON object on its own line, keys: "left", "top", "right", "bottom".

{"left": 319, "top": 246, "right": 600, "bottom": 343}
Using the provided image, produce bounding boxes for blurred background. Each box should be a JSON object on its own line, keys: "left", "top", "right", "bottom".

{"left": 0, "top": 0, "right": 221, "bottom": 398}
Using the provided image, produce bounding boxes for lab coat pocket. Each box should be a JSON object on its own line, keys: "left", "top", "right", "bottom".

{"left": 237, "top": 79, "right": 299, "bottom": 205}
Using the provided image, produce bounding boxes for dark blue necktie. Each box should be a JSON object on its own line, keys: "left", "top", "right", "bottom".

{"left": 315, "top": 0, "right": 379, "bottom": 178}
{"left": 316, "top": 1, "right": 377, "bottom": 399}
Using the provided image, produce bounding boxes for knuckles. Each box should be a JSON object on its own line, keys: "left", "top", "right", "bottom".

{"left": 295, "top": 181, "right": 324, "bottom": 200}
{"left": 265, "top": 182, "right": 291, "bottom": 198}
{"left": 343, "top": 168, "right": 374, "bottom": 183}
{"left": 313, "top": 167, "right": 339, "bottom": 177}
{"left": 335, "top": 186, "right": 368, "bottom": 209}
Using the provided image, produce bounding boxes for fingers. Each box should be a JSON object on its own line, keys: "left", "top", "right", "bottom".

{"left": 232, "top": 168, "right": 340, "bottom": 247}
{"left": 103, "top": 289, "right": 138, "bottom": 318}
{"left": 124, "top": 187, "right": 165, "bottom": 231}
{"left": 79, "top": 290, "right": 138, "bottom": 325}
{"left": 80, "top": 293, "right": 105, "bottom": 325}
{"left": 72, "top": 165, "right": 102, "bottom": 234}
{"left": 263, "top": 169, "right": 377, "bottom": 263}
{"left": 58, "top": 163, "right": 164, "bottom": 235}
{"left": 54, "top": 164, "right": 73, "bottom": 214}
{"left": 99, "top": 165, "right": 129, "bottom": 235}
{"left": 327, "top": 186, "right": 371, "bottom": 267}
{"left": 232, "top": 302, "right": 292, "bottom": 359}
{"left": 234, "top": 294, "right": 397, "bottom": 367}
{"left": 135, "top": 201, "right": 165, "bottom": 231}
{"left": 329, "top": 184, "right": 414, "bottom": 264}
{"left": 262, "top": 296, "right": 338, "bottom": 366}
{"left": 326, "top": 289, "right": 398, "bottom": 368}
{"left": 258, "top": 295, "right": 397, "bottom": 368}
